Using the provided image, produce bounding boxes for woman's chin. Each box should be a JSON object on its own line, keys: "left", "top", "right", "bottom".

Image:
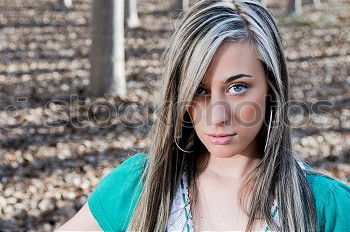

{"left": 205, "top": 146, "right": 241, "bottom": 158}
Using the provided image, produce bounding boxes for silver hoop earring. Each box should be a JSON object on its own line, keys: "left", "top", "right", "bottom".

{"left": 174, "top": 135, "right": 194, "bottom": 153}
{"left": 264, "top": 109, "right": 273, "bottom": 153}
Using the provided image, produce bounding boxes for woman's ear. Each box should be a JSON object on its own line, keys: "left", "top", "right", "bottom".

{"left": 186, "top": 106, "right": 194, "bottom": 122}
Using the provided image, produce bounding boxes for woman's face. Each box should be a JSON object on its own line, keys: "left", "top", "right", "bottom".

{"left": 187, "top": 41, "right": 268, "bottom": 159}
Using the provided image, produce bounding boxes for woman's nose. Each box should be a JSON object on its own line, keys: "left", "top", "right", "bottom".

{"left": 207, "top": 99, "right": 231, "bottom": 126}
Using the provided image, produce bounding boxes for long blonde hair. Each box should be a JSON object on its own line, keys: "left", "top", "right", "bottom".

{"left": 127, "top": 0, "right": 327, "bottom": 231}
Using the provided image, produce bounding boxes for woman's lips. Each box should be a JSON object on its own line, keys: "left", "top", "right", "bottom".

{"left": 205, "top": 133, "right": 237, "bottom": 145}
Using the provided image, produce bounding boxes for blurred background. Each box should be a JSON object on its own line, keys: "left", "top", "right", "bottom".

{"left": 0, "top": 0, "right": 349, "bottom": 231}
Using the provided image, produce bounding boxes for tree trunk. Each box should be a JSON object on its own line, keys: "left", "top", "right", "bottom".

{"left": 312, "top": 0, "right": 321, "bottom": 9}
{"left": 88, "top": 0, "right": 127, "bottom": 98}
{"left": 183, "top": 0, "right": 189, "bottom": 11}
{"left": 287, "top": 0, "right": 302, "bottom": 15}
{"left": 173, "top": 0, "right": 189, "bottom": 11}
{"left": 260, "top": 0, "right": 267, "bottom": 7}
{"left": 126, "top": 0, "right": 140, "bottom": 28}
{"left": 59, "top": 0, "right": 72, "bottom": 9}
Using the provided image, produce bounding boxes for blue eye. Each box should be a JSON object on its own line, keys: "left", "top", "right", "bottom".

{"left": 194, "top": 83, "right": 249, "bottom": 96}
{"left": 227, "top": 84, "right": 248, "bottom": 95}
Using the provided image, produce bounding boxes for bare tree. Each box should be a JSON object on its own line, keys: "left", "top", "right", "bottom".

{"left": 59, "top": 0, "right": 72, "bottom": 9}
{"left": 260, "top": 0, "right": 267, "bottom": 7}
{"left": 287, "top": 0, "right": 302, "bottom": 14}
{"left": 173, "top": 0, "right": 189, "bottom": 11}
{"left": 126, "top": 0, "right": 140, "bottom": 28}
{"left": 88, "top": 0, "right": 127, "bottom": 97}
{"left": 312, "top": 0, "right": 321, "bottom": 9}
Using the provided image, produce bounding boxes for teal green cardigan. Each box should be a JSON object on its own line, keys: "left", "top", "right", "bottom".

{"left": 87, "top": 153, "right": 350, "bottom": 231}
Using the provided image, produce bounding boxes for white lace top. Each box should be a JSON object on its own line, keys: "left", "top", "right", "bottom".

{"left": 166, "top": 161, "right": 307, "bottom": 232}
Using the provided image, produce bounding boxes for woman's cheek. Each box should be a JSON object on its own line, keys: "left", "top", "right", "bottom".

{"left": 187, "top": 101, "right": 204, "bottom": 125}
{"left": 237, "top": 102, "right": 264, "bottom": 128}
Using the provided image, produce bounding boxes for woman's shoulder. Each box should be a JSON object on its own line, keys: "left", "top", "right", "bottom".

{"left": 301, "top": 162, "right": 350, "bottom": 231}
{"left": 87, "top": 153, "right": 148, "bottom": 231}
{"left": 302, "top": 162, "right": 350, "bottom": 200}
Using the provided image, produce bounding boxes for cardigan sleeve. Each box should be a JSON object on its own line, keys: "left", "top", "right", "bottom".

{"left": 320, "top": 180, "right": 350, "bottom": 231}
{"left": 87, "top": 153, "right": 148, "bottom": 232}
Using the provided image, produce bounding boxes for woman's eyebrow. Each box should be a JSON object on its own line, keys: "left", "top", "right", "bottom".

{"left": 221, "top": 73, "right": 252, "bottom": 84}
{"left": 200, "top": 73, "right": 252, "bottom": 87}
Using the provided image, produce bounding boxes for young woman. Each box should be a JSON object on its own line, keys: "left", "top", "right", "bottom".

{"left": 56, "top": 0, "right": 350, "bottom": 231}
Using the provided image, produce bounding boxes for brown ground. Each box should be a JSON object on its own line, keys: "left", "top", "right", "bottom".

{"left": 0, "top": 0, "right": 349, "bottom": 231}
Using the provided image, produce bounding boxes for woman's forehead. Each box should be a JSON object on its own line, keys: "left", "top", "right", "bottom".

{"left": 200, "top": 42, "right": 261, "bottom": 85}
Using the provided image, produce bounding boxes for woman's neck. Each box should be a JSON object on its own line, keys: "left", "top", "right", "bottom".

{"left": 195, "top": 146, "right": 262, "bottom": 182}
{"left": 207, "top": 154, "right": 260, "bottom": 180}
